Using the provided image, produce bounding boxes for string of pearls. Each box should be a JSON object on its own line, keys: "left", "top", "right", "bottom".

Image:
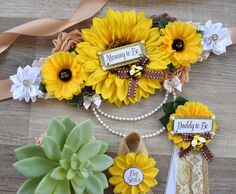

{"left": 92, "top": 91, "right": 177, "bottom": 139}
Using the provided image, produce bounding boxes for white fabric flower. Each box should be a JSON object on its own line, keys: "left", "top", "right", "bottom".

{"left": 10, "top": 65, "right": 42, "bottom": 102}
{"left": 199, "top": 20, "right": 232, "bottom": 55}
{"left": 32, "top": 57, "right": 45, "bottom": 70}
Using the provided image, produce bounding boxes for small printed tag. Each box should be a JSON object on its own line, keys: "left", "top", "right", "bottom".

{"left": 124, "top": 167, "right": 144, "bottom": 186}
{"left": 98, "top": 41, "right": 147, "bottom": 70}
{"left": 173, "top": 118, "right": 213, "bottom": 134}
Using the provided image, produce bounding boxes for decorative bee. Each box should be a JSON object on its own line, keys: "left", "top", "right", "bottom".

{"left": 129, "top": 64, "right": 144, "bottom": 79}
{"left": 191, "top": 135, "right": 206, "bottom": 150}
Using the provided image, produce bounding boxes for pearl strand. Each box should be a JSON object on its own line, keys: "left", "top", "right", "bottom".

{"left": 95, "top": 91, "right": 169, "bottom": 122}
{"left": 92, "top": 107, "right": 166, "bottom": 139}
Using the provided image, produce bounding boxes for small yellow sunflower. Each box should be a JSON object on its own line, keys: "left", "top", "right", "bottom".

{"left": 167, "top": 102, "right": 217, "bottom": 149}
{"left": 76, "top": 9, "right": 170, "bottom": 106}
{"left": 161, "top": 21, "right": 202, "bottom": 67}
{"left": 109, "top": 153, "right": 159, "bottom": 194}
{"left": 42, "top": 51, "right": 85, "bottom": 100}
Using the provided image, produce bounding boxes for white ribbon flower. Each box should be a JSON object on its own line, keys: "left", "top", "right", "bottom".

{"left": 198, "top": 20, "right": 232, "bottom": 55}
{"left": 163, "top": 76, "right": 182, "bottom": 93}
{"left": 83, "top": 94, "right": 102, "bottom": 110}
{"left": 10, "top": 65, "right": 42, "bottom": 102}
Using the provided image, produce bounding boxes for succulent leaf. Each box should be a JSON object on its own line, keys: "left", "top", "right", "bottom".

{"left": 47, "top": 118, "right": 67, "bottom": 149}
{"left": 62, "top": 115, "right": 76, "bottom": 134}
{"left": 94, "top": 172, "right": 109, "bottom": 189}
{"left": 98, "top": 141, "right": 109, "bottom": 154}
{"left": 53, "top": 179, "right": 71, "bottom": 194}
{"left": 51, "top": 166, "right": 67, "bottom": 180}
{"left": 90, "top": 154, "right": 114, "bottom": 171}
{"left": 65, "top": 119, "right": 93, "bottom": 152}
{"left": 15, "top": 144, "right": 46, "bottom": 160}
{"left": 16, "top": 177, "right": 42, "bottom": 194}
{"left": 71, "top": 175, "right": 86, "bottom": 194}
{"left": 43, "top": 136, "right": 61, "bottom": 161}
{"left": 77, "top": 141, "right": 102, "bottom": 161}
{"left": 61, "top": 145, "right": 75, "bottom": 159}
{"left": 35, "top": 172, "right": 58, "bottom": 194}
{"left": 13, "top": 157, "right": 58, "bottom": 178}
{"left": 85, "top": 175, "right": 103, "bottom": 194}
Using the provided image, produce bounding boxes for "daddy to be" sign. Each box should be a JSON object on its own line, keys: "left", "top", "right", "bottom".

{"left": 173, "top": 118, "right": 213, "bottom": 134}
{"left": 98, "top": 41, "right": 147, "bottom": 70}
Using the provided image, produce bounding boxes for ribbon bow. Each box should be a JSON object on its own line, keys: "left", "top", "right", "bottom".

{"left": 178, "top": 133, "right": 214, "bottom": 161}
{"left": 83, "top": 94, "right": 102, "bottom": 110}
{"left": 163, "top": 76, "right": 182, "bottom": 93}
{"left": 117, "top": 55, "right": 163, "bottom": 98}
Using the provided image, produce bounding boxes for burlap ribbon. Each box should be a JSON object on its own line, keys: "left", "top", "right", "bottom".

{"left": 178, "top": 133, "right": 213, "bottom": 161}
{"left": 118, "top": 132, "right": 153, "bottom": 194}
{"left": 117, "top": 55, "right": 163, "bottom": 98}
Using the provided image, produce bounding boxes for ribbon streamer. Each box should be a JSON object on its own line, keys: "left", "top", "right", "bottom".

{"left": 178, "top": 133, "right": 213, "bottom": 161}
{"left": 118, "top": 55, "right": 163, "bottom": 98}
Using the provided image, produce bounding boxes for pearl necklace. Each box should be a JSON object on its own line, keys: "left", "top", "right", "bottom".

{"left": 92, "top": 91, "right": 177, "bottom": 139}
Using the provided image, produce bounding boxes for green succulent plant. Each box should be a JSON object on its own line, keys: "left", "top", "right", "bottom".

{"left": 14, "top": 116, "right": 113, "bottom": 194}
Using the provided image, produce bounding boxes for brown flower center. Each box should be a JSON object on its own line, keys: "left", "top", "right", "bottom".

{"left": 107, "top": 39, "right": 130, "bottom": 49}
{"left": 172, "top": 39, "right": 184, "bottom": 51}
{"left": 59, "top": 69, "right": 72, "bottom": 82}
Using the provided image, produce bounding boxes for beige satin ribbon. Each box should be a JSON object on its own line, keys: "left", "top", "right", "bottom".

{"left": 0, "top": 0, "right": 108, "bottom": 101}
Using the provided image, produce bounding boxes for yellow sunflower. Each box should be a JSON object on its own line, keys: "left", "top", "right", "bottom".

{"left": 167, "top": 102, "right": 217, "bottom": 149}
{"left": 42, "top": 51, "right": 85, "bottom": 100}
{"left": 161, "top": 21, "right": 202, "bottom": 67}
{"left": 76, "top": 9, "right": 170, "bottom": 106}
{"left": 109, "top": 153, "right": 159, "bottom": 194}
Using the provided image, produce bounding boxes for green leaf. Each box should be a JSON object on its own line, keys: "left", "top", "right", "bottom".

{"left": 90, "top": 154, "right": 113, "bottom": 171}
{"left": 77, "top": 141, "right": 102, "bottom": 161}
{"left": 159, "top": 115, "right": 170, "bottom": 128}
{"left": 15, "top": 144, "right": 46, "bottom": 160}
{"left": 65, "top": 119, "right": 93, "bottom": 152}
{"left": 53, "top": 179, "right": 71, "bottom": 194}
{"left": 67, "top": 168, "right": 76, "bottom": 180}
{"left": 167, "top": 63, "right": 175, "bottom": 73}
{"left": 85, "top": 175, "right": 103, "bottom": 194}
{"left": 158, "top": 19, "right": 169, "bottom": 28}
{"left": 51, "top": 166, "right": 67, "bottom": 180}
{"left": 38, "top": 83, "right": 47, "bottom": 93}
{"left": 94, "top": 172, "right": 108, "bottom": 189}
{"left": 59, "top": 159, "right": 70, "bottom": 170}
{"left": 17, "top": 177, "right": 42, "bottom": 194}
{"left": 163, "top": 101, "right": 175, "bottom": 115}
{"left": 175, "top": 96, "right": 188, "bottom": 106}
{"left": 71, "top": 175, "right": 85, "bottom": 194}
{"left": 47, "top": 118, "right": 67, "bottom": 150}
{"left": 197, "top": 29, "right": 204, "bottom": 36}
{"left": 35, "top": 172, "right": 58, "bottom": 194}
{"left": 43, "top": 136, "right": 61, "bottom": 161}
{"left": 61, "top": 145, "right": 75, "bottom": 160}
{"left": 62, "top": 116, "right": 76, "bottom": 134}
{"left": 70, "top": 94, "right": 83, "bottom": 105}
{"left": 98, "top": 141, "right": 108, "bottom": 154}
{"left": 13, "top": 157, "right": 58, "bottom": 178}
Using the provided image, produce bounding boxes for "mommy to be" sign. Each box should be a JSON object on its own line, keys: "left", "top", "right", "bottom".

{"left": 173, "top": 118, "right": 213, "bottom": 134}
{"left": 98, "top": 41, "right": 147, "bottom": 70}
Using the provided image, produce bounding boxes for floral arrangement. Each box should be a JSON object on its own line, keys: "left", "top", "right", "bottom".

{"left": 10, "top": 9, "right": 232, "bottom": 108}
{"left": 13, "top": 116, "right": 113, "bottom": 194}
{"left": 165, "top": 101, "right": 218, "bottom": 161}
{"left": 109, "top": 153, "right": 159, "bottom": 194}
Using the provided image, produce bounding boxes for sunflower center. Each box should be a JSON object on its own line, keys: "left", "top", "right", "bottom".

{"left": 59, "top": 69, "right": 72, "bottom": 82}
{"left": 124, "top": 167, "right": 144, "bottom": 186}
{"left": 172, "top": 39, "right": 184, "bottom": 51}
{"left": 107, "top": 39, "right": 130, "bottom": 49}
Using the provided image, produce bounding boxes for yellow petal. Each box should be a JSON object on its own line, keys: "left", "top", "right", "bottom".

{"left": 109, "top": 176, "right": 123, "bottom": 185}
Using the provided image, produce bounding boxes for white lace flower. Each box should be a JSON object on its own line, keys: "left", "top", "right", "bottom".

{"left": 199, "top": 20, "right": 232, "bottom": 55}
{"left": 10, "top": 65, "right": 42, "bottom": 102}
